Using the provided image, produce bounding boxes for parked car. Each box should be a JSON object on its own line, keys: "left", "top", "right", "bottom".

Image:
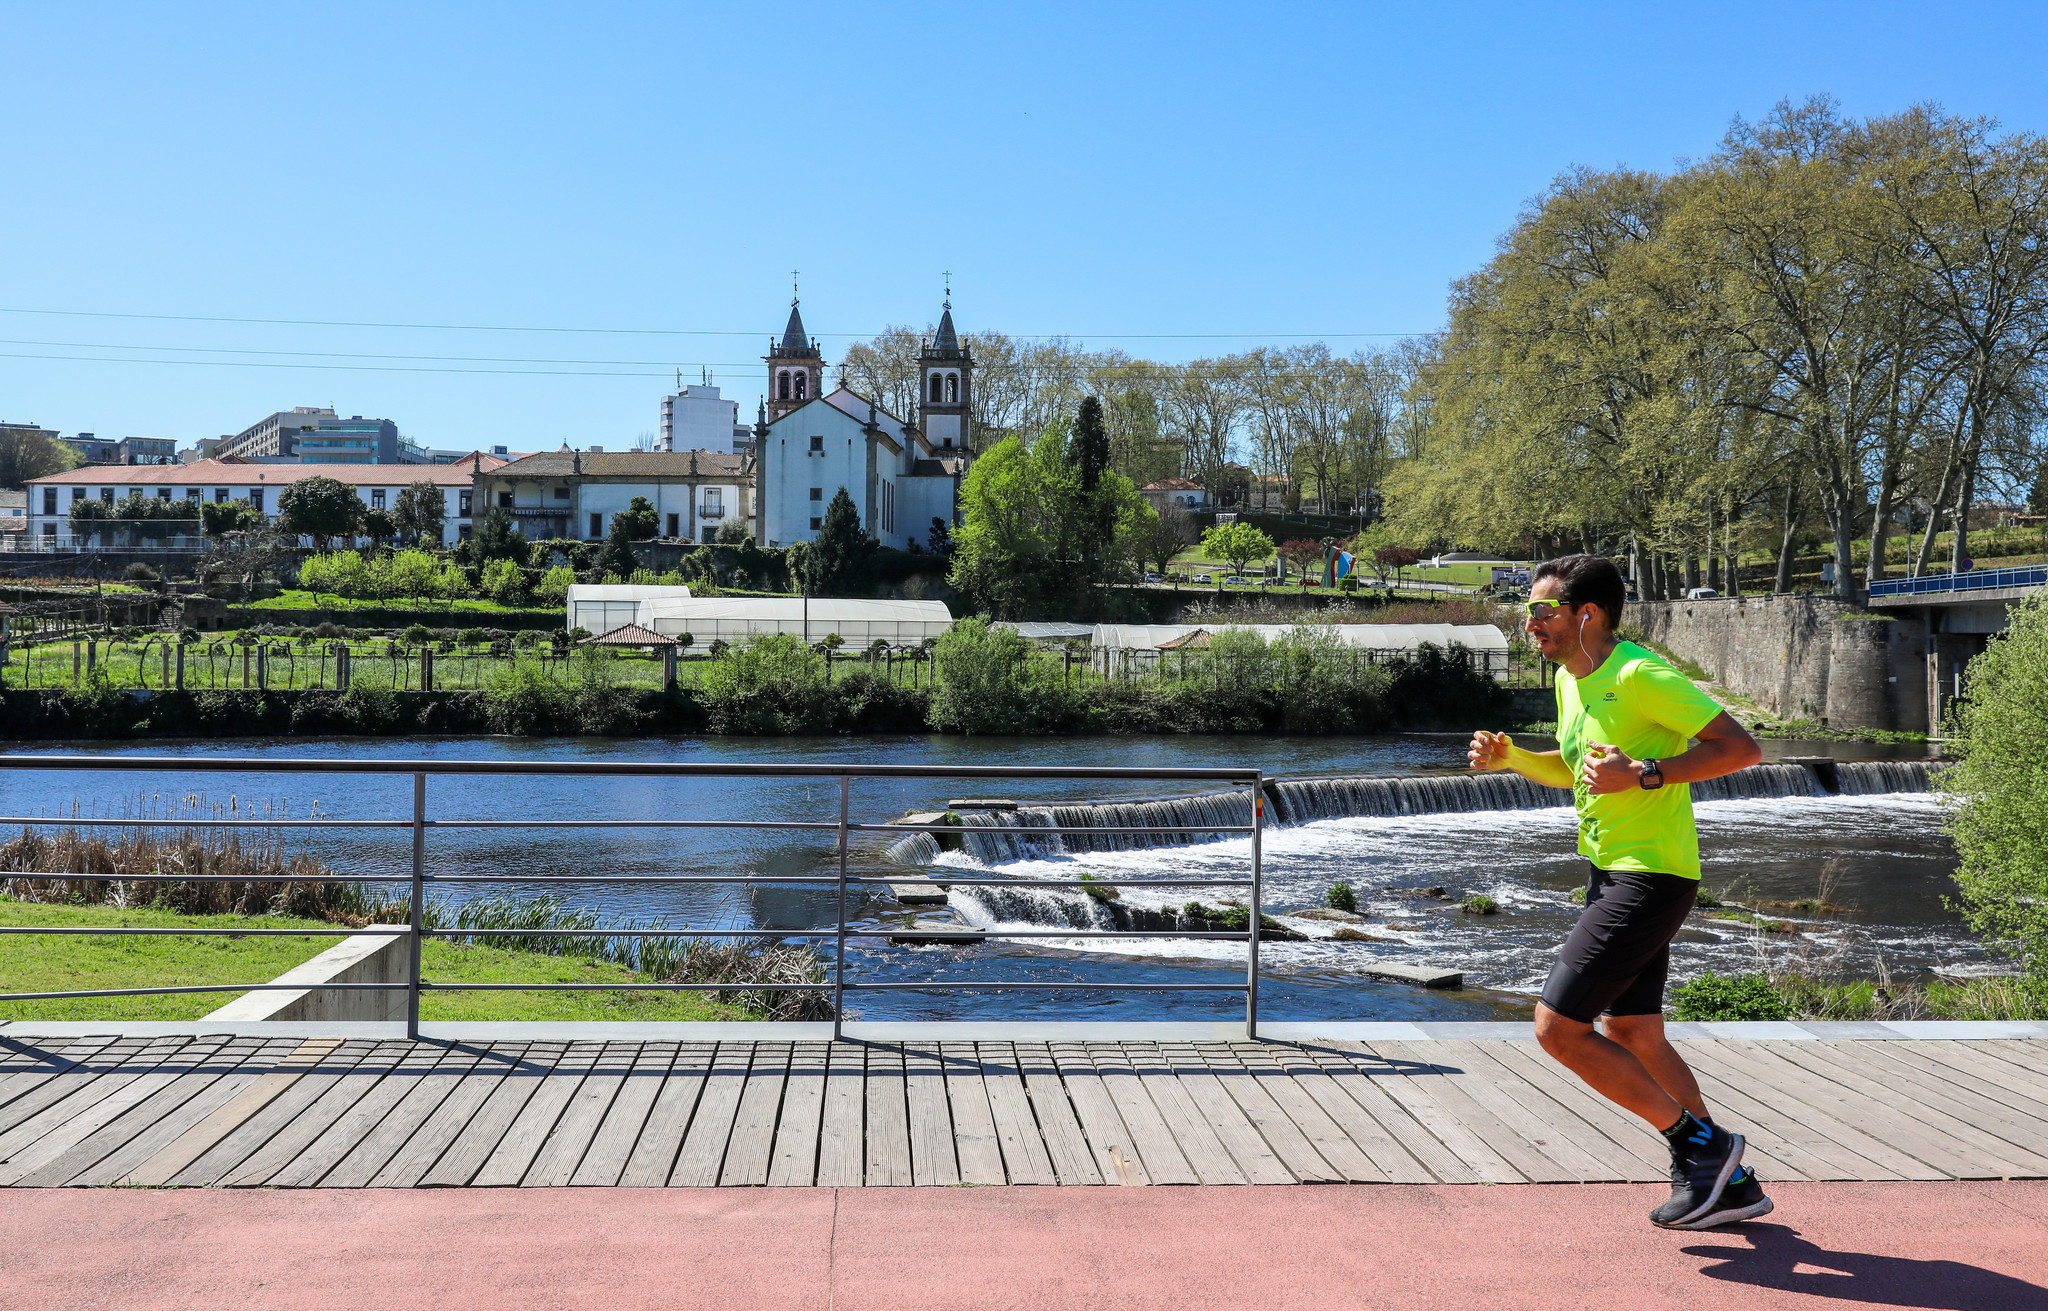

{"left": 1223, "top": 575, "right": 1252, "bottom": 586}
{"left": 1684, "top": 586, "right": 1720, "bottom": 599}
{"left": 1191, "top": 573, "right": 1213, "bottom": 584}
{"left": 1144, "top": 572, "right": 1161, "bottom": 582}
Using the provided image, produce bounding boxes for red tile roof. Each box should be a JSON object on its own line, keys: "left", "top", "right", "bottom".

{"left": 26, "top": 456, "right": 505, "bottom": 487}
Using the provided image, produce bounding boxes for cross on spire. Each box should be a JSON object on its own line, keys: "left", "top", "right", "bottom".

{"left": 791, "top": 269, "right": 800, "bottom": 305}
{"left": 942, "top": 270, "right": 951, "bottom": 309}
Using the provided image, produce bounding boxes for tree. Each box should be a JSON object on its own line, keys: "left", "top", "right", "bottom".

{"left": 276, "top": 476, "right": 364, "bottom": 550}
{"left": 1139, "top": 499, "right": 1200, "bottom": 576}
{"left": 480, "top": 557, "right": 528, "bottom": 605}
{"left": 595, "top": 495, "right": 659, "bottom": 578}
{"left": 471, "top": 507, "right": 530, "bottom": 566}
{"left": 1278, "top": 538, "right": 1324, "bottom": 584}
{"left": 2030, "top": 462, "right": 2048, "bottom": 516}
{"left": 951, "top": 431, "right": 1156, "bottom": 618}
{"left": 394, "top": 482, "right": 447, "bottom": 546}
{"left": 360, "top": 507, "right": 397, "bottom": 549}
{"left": 199, "top": 499, "right": 262, "bottom": 539}
{"left": 0, "top": 428, "right": 80, "bottom": 488}
{"left": 1941, "top": 593, "right": 2048, "bottom": 983}
{"left": 1200, "top": 521, "right": 1275, "bottom": 578}
{"left": 805, "top": 488, "right": 876, "bottom": 596}
{"left": 927, "top": 516, "right": 954, "bottom": 557}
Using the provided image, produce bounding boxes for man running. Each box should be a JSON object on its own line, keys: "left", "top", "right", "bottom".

{"left": 1468, "top": 553, "right": 1772, "bottom": 1229}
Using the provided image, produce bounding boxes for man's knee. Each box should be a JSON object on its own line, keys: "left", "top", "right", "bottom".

{"left": 1601, "top": 1013, "right": 1667, "bottom": 1054}
{"left": 1534, "top": 1004, "right": 1593, "bottom": 1059}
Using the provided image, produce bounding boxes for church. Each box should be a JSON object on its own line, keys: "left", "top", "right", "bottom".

{"left": 751, "top": 296, "right": 973, "bottom": 551}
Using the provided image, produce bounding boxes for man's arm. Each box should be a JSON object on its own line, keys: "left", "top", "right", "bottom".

{"left": 1579, "top": 712, "right": 1763, "bottom": 795}
{"left": 1469, "top": 730, "right": 1574, "bottom": 790}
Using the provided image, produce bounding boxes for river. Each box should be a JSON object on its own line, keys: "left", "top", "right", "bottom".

{"left": 0, "top": 733, "right": 1966, "bottom": 1022}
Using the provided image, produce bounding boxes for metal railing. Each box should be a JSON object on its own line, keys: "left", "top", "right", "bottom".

{"left": 1869, "top": 563, "right": 2048, "bottom": 598}
{"left": 0, "top": 755, "right": 1268, "bottom": 1038}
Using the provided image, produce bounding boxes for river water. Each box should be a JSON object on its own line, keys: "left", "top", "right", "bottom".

{"left": 0, "top": 734, "right": 1966, "bottom": 1022}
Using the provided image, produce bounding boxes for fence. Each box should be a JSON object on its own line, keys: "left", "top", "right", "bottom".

{"left": 1093, "top": 642, "right": 1548, "bottom": 688}
{"left": 1868, "top": 563, "right": 2048, "bottom": 598}
{"left": 0, "top": 755, "right": 1267, "bottom": 1039}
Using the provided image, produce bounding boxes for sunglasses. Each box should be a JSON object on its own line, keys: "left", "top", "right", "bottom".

{"left": 1524, "top": 600, "right": 1573, "bottom": 620}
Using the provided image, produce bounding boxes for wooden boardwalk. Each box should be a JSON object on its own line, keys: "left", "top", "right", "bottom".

{"left": 4, "top": 1033, "right": 2048, "bottom": 1188}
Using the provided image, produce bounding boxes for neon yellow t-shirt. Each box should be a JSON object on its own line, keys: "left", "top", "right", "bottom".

{"left": 1554, "top": 640, "right": 1725, "bottom": 879}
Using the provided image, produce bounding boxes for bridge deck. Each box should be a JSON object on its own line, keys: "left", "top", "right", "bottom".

{"left": 5, "top": 1032, "right": 2048, "bottom": 1188}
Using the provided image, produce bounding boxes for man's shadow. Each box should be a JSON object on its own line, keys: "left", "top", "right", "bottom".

{"left": 1686, "top": 1224, "right": 2048, "bottom": 1309}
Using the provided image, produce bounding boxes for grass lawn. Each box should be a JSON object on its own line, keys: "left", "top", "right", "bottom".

{"left": 246, "top": 589, "right": 543, "bottom": 614}
{"left": 0, "top": 899, "right": 757, "bottom": 1022}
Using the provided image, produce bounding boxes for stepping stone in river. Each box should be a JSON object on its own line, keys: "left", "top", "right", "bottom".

{"left": 888, "top": 920, "right": 986, "bottom": 945}
{"left": 1360, "top": 963, "right": 1464, "bottom": 989}
{"left": 888, "top": 880, "right": 949, "bottom": 906}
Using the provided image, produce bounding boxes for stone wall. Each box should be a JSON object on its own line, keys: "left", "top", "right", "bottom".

{"left": 204, "top": 930, "right": 410, "bottom": 1022}
{"left": 1624, "top": 595, "right": 1928, "bottom": 734}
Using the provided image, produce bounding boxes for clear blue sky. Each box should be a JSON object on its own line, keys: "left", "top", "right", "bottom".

{"left": 5, "top": 1, "right": 2046, "bottom": 454}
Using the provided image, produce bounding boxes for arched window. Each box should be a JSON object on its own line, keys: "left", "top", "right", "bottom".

{"left": 778, "top": 371, "right": 791, "bottom": 401}
{"left": 946, "top": 373, "right": 959, "bottom": 403}
{"left": 794, "top": 371, "right": 807, "bottom": 400}
{"left": 930, "top": 373, "right": 944, "bottom": 404}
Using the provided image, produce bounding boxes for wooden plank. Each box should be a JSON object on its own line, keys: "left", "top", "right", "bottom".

{"left": 938, "top": 1042, "right": 1007, "bottom": 1187}
{"left": 268, "top": 1040, "right": 460, "bottom": 1188}
{"left": 469, "top": 1042, "right": 602, "bottom": 1187}
{"left": 863, "top": 1044, "right": 913, "bottom": 1188}
{"left": 902, "top": 1044, "right": 960, "bottom": 1187}
{"left": 1769, "top": 1041, "right": 2048, "bottom": 1177}
{"left": 371, "top": 1043, "right": 534, "bottom": 1188}
{"left": 1476, "top": 1041, "right": 1679, "bottom": 1181}
{"left": 1332, "top": 1041, "right": 1522, "bottom": 1184}
{"left": 617, "top": 1043, "right": 714, "bottom": 1188}
{"left": 1117, "top": 1044, "right": 1240, "bottom": 1185}
{"left": 417, "top": 1043, "right": 566, "bottom": 1188}
{"left": 720, "top": 1043, "right": 793, "bottom": 1187}
{"left": 1809, "top": 1040, "right": 2048, "bottom": 1152}
{"left": 1150, "top": 1043, "right": 1294, "bottom": 1186}
{"left": 669, "top": 1042, "right": 753, "bottom": 1187}
{"left": 219, "top": 1042, "right": 413, "bottom": 1187}
{"left": 1679, "top": 1056, "right": 1890, "bottom": 1183}
{"left": 180, "top": 1042, "right": 382, "bottom": 1187}
{"left": 570, "top": 1043, "right": 679, "bottom": 1188}
{"left": 63, "top": 1040, "right": 285, "bottom": 1187}
{"left": 1413, "top": 1041, "right": 1619, "bottom": 1182}
{"left": 1681, "top": 1042, "right": 1939, "bottom": 1181}
{"left": 1248, "top": 1044, "right": 1427, "bottom": 1184}
{"left": 1007, "top": 1042, "right": 1086, "bottom": 1185}
{"left": 0, "top": 1036, "right": 117, "bottom": 1115}
{"left": 1296, "top": 1045, "right": 1482, "bottom": 1185}
{"left": 813, "top": 1042, "right": 866, "bottom": 1188}
{"left": 0, "top": 1039, "right": 186, "bottom": 1165}
{"left": 1194, "top": 1046, "right": 1347, "bottom": 1184}
{"left": 1049, "top": 1041, "right": 1146, "bottom": 1186}
{"left": 1959, "top": 1039, "right": 2048, "bottom": 1083}
{"left": 1225, "top": 1044, "right": 1394, "bottom": 1184}
{"left": 1086, "top": 1044, "right": 1197, "bottom": 1185}
{"left": 523, "top": 1043, "right": 642, "bottom": 1187}
{"left": 766, "top": 1044, "right": 828, "bottom": 1188}
{"left": 1890, "top": 1042, "right": 2048, "bottom": 1121}
{"left": 19, "top": 1038, "right": 263, "bottom": 1188}
{"left": 321, "top": 1043, "right": 491, "bottom": 1188}
{"left": 122, "top": 1039, "right": 344, "bottom": 1186}
{"left": 0, "top": 1038, "right": 232, "bottom": 1187}
{"left": 1366, "top": 1041, "right": 1568, "bottom": 1183}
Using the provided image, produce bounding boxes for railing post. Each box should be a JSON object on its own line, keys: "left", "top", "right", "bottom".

{"left": 1247, "top": 772, "right": 1263, "bottom": 1040}
{"left": 409, "top": 772, "right": 426, "bottom": 1041}
{"left": 175, "top": 641, "right": 185, "bottom": 691}
{"left": 834, "top": 774, "right": 849, "bottom": 1042}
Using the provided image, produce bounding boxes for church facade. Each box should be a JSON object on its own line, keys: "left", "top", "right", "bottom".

{"left": 752, "top": 298, "right": 973, "bottom": 551}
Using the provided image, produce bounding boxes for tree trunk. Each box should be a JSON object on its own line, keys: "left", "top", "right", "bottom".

{"left": 1774, "top": 480, "right": 1800, "bottom": 595}
{"left": 1866, "top": 461, "right": 1898, "bottom": 584}
{"left": 1628, "top": 532, "right": 1645, "bottom": 597}
{"left": 1951, "top": 458, "right": 1976, "bottom": 575}
{"left": 1722, "top": 495, "right": 1742, "bottom": 597}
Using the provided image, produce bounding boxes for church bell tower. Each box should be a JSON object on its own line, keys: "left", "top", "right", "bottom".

{"left": 765, "top": 285, "right": 824, "bottom": 423}
{"left": 919, "top": 293, "right": 973, "bottom": 450}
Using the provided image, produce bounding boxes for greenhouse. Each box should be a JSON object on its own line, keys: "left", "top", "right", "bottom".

{"left": 636, "top": 597, "right": 955, "bottom": 645}
{"left": 564, "top": 584, "right": 692, "bottom": 636}
{"left": 1090, "top": 622, "right": 1510, "bottom": 675}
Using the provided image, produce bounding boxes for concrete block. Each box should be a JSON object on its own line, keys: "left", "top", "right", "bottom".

{"left": 888, "top": 880, "right": 950, "bottom": 906}
{"left": 1359, "top": 963, "right": 1463, "bottom": 989}
{"left": 887, "top": 921, "right": 986, "bottom": 945}
{"left": 204, "top": 931, "right": 410, "bottom": 1022}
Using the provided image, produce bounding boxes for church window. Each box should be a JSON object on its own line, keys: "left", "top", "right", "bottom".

{"left": 778, "top": 371, "right": 791, "bottom": 401}
{"left": 947, "top": 373, "right": 958, "bottom": 403}
{"left": 809, "top": 435, "right": 823, "bottom": 452}
{"left": 794, "top": 371, "right": 807, "bottom": 400}
{"left": 930, "top": 373, "right": 944, "bottom": 404}
{"left": 810, "top": 487, "right": 822, "bottom": 501}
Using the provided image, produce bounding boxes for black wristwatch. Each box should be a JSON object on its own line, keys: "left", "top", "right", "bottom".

{"left": 1639, "top": 759, "right": 1664, "bottom": 790}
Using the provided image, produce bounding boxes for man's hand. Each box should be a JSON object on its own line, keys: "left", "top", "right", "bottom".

{"left": 1468, "top": 730, "right": 1512, "bottom": 771}
{"left": 1580, "top": 743, "right": 1641, "bottom": 794}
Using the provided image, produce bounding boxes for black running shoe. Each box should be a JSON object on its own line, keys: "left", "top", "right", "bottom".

{"left": 1670, "top": 1166, "right": 1774, "bottom": 1229}
{"left": 1649, "top": 1126, "right": 1745, "bottom": 1228}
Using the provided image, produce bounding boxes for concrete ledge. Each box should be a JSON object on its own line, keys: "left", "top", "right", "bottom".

{"left": 202, "top": 931, "right": 410, "bottom": 1022}
{"left": 5, "top": 1018, "right": 2045, "bottom": 1041}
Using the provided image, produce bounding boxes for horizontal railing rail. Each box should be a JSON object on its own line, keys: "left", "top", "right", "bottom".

{"left": 1869, "top": 563, "right": 2048, "bottom": 598}
{"left": 0, "top": 754, "right": 1267, "bottom": 1038}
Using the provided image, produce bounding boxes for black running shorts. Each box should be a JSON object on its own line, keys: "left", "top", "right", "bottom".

{"left": 1539, "top": 865, "right": 1699, "bottom": 1023}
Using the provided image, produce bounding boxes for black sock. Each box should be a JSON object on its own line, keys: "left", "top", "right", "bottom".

{"left": 1662, "top": 1109, "right": 1715, "bottom": 1155}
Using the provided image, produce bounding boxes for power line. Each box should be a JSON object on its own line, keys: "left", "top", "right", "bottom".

{"left": 0, "top": 305, "right": 1429, "bottom": 341}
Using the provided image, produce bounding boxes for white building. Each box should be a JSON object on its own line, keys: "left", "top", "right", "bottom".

{"left": 636, "top": 596, "right": 953, "bottom": 645}
{"left": 660, "top": 380, "right": 750, "bottom": 455}
{"left": 751, "top": 298, "right": 972, "bottom": 551}
{"left": 474, "top": 448, "right": 751, "bottom": 544}
{"left": 21, "top": 457, "right": 504, "bottom": 549}
{"left": 1090, "top": 622, "right": 1509, "bottom": 675}
{"left": 565, "top": 584, "right": 692, "bottom": 635}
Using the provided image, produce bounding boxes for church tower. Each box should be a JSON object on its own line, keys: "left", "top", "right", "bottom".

{"left": 919, "top": 296, "right": 973, "bottom": 450}
{"left": 765, "top": 294, "right": 824, "bottom": 422}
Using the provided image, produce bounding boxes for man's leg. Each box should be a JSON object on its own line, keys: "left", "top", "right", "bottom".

{"left": 1602, "top": 1014, "right": 1708, "bottom": 1121}
{"left": 1534, "top": 1003, "right": 1682, "bottom": 1127}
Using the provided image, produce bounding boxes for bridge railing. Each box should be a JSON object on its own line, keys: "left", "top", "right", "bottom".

{"left": 1869, "top": 564, "right": 2048, "bottom": 598}
{"left": 0, "top": 755, "right": 1268, "bottom": 1039}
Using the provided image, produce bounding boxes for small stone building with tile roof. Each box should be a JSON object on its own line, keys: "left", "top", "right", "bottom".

{"left": 473, "top": 447, "right": 752, "bottom": 544}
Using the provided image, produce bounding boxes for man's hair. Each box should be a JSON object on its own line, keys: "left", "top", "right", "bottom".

{"left": 1531, "top": 554, "right": 1626, "bottom": 630}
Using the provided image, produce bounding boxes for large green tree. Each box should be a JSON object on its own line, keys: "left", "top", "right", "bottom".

{"left": 276, "top": 476, "right": 365, "bottom": 550}
{"left": 394, "top": 482, "right": 447, "bottom": 546}
{"left": 0, "top": 428, "right": 80, "bottom": 488}
{"left": 804, "top": 488, "right": 876, "bottom": 596}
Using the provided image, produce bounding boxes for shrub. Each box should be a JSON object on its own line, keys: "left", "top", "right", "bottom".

{"left": 699, "top": 634, "right": 836, "bottom": 734}
{"left": 459, "top": 627, "right": 486, "bottom": 647}
{"left": 485, "top": 659, "right": 570, "bottom": 735}
{"left": 123, "top": 561, "right": 161, "bottom": 583}
{"left": 480, "top": 557, "right": 529, "bottom": 605}
{"left": 1669, "top": 972, "right": 1795, "bottom": 1022}
{"left": 928, "top": 617, "right": 1087, "bottom": 734}
{"left": 535, "top": 564, "right": 577, "bottom": 606}
{"left": 1461, "top": 894, "right": 1500, "bottom": 915}
{"left": 1326, "top": 880, "right": 1357, "bottom": 912}
{"left": 399, "top": 624, "right": 433, "bottom": 646}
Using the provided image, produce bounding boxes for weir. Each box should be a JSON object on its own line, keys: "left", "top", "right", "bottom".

{"left": 884, "top": 759, "right": 1935, "bottom": 866}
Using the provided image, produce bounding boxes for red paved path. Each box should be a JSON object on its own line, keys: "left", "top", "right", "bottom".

{"left": 4, "top": 1183, "right": 2046, "bottom": 1310}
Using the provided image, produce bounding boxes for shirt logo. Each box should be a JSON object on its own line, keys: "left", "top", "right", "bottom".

{"left": 1602, "top": 692, "right": 1617, "bottom": 702}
